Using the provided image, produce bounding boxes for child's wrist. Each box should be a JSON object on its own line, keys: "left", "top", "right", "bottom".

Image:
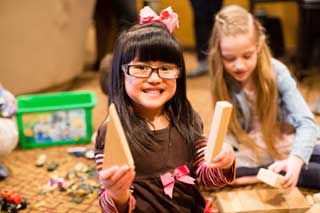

{"left": 111, "top": 190, "right": 131, "bottom": 212}
{"left": 222, "top": 159, "right": 236, "bottom": 182}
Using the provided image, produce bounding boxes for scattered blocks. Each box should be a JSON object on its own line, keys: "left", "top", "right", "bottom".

{"left": 215, "top": 187, "right": 310, "bottom": 213}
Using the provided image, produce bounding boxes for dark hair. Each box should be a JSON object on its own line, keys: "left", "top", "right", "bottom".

{"left": 105, "top": 22, "right": 203, "bottom": 152}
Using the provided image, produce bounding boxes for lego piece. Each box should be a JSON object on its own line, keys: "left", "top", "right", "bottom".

{"left": 35, "top": 154, "right": 47, "bottom": 167}
{"left": 84, "top": 149, "right": 95, "bottom": 159}
{"left": 0, "top": 189, "right": 28, "bottom": 211}
{"left": 67, "top": 147, "right": 87, "bottom": 157}
{"left": 205, "top": 101, "right": 232, "bottom": 163}
{"left": 47, "top": 162, "right": 59, "bottom": 172}
{"left": 257, "top": 168, "right": 282, "bottom": 188}
{"left": 103, "top": 103, "right": 134, "bottom": 169}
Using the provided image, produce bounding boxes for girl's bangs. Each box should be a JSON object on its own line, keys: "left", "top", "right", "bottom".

{"left": 122, "top": 31, "right": 183, "bottom": 65}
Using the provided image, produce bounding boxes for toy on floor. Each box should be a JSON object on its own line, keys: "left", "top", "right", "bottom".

{"left": 0, "top": 189, "right": 27, "bottom": 213}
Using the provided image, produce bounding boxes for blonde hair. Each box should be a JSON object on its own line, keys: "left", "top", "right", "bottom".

{"left": 209, "top": 5, "right": 280, "bottom": 158}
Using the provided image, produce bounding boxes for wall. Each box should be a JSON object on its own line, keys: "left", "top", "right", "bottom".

{"left": 0, "top": 0, "right": 96, "bottom": 95}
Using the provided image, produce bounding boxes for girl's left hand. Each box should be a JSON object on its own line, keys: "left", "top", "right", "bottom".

{"left": 210, "top": 143, "right": 235, "bottom": 169}
{"left": 268, "top": 155, "right": 304, "bottom": 189}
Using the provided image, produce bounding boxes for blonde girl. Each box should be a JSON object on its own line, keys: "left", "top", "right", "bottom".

{"left": 209, "top": 5, "right": 319, "bottom": 189}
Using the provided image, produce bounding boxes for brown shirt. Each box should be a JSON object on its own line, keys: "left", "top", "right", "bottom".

{"left": 95, "top": 121, "right": 205, "bottom": 212}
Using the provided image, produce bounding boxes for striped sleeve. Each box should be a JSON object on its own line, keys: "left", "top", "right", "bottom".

{"left": 193, "top": 138, "right": 236, "bottom": 188}
{"left": 95, "top": 149, "right": 136, "bottom": 212}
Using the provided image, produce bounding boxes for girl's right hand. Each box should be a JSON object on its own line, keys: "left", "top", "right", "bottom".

{"left": 210, "top": 143, "right": 235, "bottom": 169}
{"left": 99, "top": 165, "right": 135, "bottom": 208}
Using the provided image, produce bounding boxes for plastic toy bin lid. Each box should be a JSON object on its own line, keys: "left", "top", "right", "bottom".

{"left": 16, "top": 91, "right": 97, "bottom": 113}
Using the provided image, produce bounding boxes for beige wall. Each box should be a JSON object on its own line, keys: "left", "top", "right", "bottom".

{"left": 0, "top": 0, "right": 96, "bottom": 95}
{"left": 138, "top": 0, "right": 298, "bottom": 50}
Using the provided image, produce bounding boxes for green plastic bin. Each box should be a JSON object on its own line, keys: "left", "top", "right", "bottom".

{"left": 16, "top": 91, "right": 97, "bottom": 149}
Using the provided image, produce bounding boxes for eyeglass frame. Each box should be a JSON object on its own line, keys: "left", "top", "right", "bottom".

{"left": 121, "top": 64, "right": 182, "bottom": 79}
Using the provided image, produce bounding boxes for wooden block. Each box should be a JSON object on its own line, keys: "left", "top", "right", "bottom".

{"left": 205, "top": 101, "right": 232, "bottom": 163}
{"left": 215, "top": 188, "right": 310, "bottom": 213}
{"left": 103, "top": 103, "right": 134, "bottom": 169}
{"left": 305, "top": 203, "right": 320, "bottom": 213}
{"left": 281, "top": 187, "right": 310, "bottom": 212}
{"left": 314, "top": 193, "right": 320, "bottom": 204}
{"left": 215, "top": 191, "right": 243, "bottom": 213}
{"left": 257, "top": 168, "right": 282, "bottom": 188}
{"left": 257, "top": 189, "right": 288, "bottom": 211}
{"left": 215, "top": 190, "right": 268, "bottom": 213}
{"left": 236, "top": 190, "right": 267, "bottom": 212}
{"left": 306, "top": 195, "right": 315, "bottom": 205}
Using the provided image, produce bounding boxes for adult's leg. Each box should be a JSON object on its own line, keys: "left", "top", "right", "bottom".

{"left": 112, "top": 0, "right": 137, "bottom": 33}
{"left": 188, "top": 0, "right": 223, "bottom": 77}
{"left": 97, "top": 0, "right": 136, "bottom": 93}
{"left": 190, "top": 0, "right": 222, "bottom": 62}
{"left": 94, "top": 0, "right": 113, "bottom": 71}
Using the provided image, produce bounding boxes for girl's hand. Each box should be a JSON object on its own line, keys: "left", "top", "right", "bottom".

{"left": 209, "top": 143, "right": 235, "bottom": 169}
{"left": 99, "top": 165, "right": 135, "bottom": 208}
{"left": 268, "top": 155, "right": 304, "bottom": 189}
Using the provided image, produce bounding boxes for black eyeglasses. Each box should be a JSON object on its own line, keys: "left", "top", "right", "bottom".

{"left": 121, "top": 64, "right": 181, "bottom": 79}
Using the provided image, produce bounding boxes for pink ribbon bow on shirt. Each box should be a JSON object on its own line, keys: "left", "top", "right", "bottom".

{"left": 160, "top": 165, "right": 195, "bottom": 198}
{"left": 139, "top": 6, "right": 179, "bottom": 33}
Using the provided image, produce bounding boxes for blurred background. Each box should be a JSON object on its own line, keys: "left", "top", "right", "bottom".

{"left": 1, "top": 0, "right": 319, "bottom": 95}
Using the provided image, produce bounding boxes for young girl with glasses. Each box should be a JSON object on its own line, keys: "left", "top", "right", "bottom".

{"left": 209, "top": 5, "right": 320, "bottom": 189}
{"left": 94, "top": 6, "right": 236, "bottom": 212}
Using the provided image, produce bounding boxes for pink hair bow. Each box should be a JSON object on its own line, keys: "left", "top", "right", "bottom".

{"left": 139, "top": 6, "right": 179, "bottom": 33}
{"left": 160, "top": 165, "right": 195, "bottom": 199}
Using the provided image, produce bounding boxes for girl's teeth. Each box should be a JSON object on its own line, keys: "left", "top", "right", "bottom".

{"left": 146, "top": 90, "right": 160, "bottom": 94}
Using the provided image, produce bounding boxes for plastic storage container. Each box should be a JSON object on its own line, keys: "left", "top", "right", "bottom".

{"left": 16, "top": 91, "right": 97, "bottom": 149}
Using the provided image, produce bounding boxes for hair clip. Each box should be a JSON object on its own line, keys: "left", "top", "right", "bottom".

{"left": 140, "top": 6, "right": 179, "bottom": 33}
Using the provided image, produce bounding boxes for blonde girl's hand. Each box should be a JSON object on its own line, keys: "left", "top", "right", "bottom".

{"left": 209, "top": 143, "right": 235, "bottom": 169}
{"left": 99, "top": 165, "right": 135, "bottom": 208}
{"left": 268, "top": 155, "right": 304, "bottom": 190}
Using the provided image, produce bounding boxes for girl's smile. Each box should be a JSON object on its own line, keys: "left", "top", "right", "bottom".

{"left": 142, "top": 87, "right": 164, "bottom": 96}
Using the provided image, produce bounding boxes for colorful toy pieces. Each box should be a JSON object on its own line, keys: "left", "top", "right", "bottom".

{"left": 0, "top": 189, "right": 27, "bottom": 213}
